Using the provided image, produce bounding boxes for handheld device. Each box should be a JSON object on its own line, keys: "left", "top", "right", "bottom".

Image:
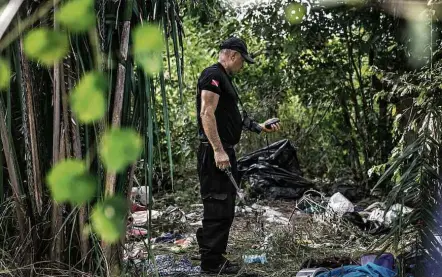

{"left": 265, "top": 118, "right": 280, "bottom": 129}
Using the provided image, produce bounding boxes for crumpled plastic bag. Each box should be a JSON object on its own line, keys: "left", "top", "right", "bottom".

{"left": 238, "top": 139, "right": 313, "bottom": 200}
{"left": 326, "top": 192, "right": 354, "bottom": 218}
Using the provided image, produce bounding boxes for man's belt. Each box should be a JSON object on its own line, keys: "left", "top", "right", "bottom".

{"left": 199, "top": 139, "right": 234, "bottom": 150}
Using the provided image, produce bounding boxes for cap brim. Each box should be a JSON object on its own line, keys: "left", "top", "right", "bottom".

{"left": 241, "top": 53, "right": 255, "bottom": 64}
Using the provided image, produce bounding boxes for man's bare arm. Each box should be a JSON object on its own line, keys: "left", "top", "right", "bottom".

{"left": 200, "top": 90, "right": 230, "bottom": 168}
{"left": 200, "top": 90, "right": 223, "bottom": 151}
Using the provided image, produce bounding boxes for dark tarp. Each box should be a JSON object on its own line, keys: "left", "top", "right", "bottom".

{"left": 238, "top": 139, "right": 314, "bottom": 200}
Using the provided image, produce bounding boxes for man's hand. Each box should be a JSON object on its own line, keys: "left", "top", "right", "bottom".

{"left": 259, "top": 118, "right": 281, "bottom": 133}
{"left": 214, "top": 149, "right": 230, "bottom": 170}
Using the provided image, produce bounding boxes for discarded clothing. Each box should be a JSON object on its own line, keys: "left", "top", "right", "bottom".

{"left": 141, "top": 254, "right": 201, "bottom": 276}
{"left": 130, "top": 210, "right": 162, "bottom": 226}
{"left": 153, "top": 232, "right": 184, "bottom": 243}
{"left": 316, "top": 262, "right": 396, "bottom": 277}
{"left": 360, "top": 253, "right": 395, "bottom": 270}
{"left": 127, "top": 227, "right": 148, "bottom": 238}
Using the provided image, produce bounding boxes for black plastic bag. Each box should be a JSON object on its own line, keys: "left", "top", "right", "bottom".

{"left": 238, "top": 139, "right": 313, "bottom": 200}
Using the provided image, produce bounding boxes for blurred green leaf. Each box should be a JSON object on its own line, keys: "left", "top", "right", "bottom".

{"left": 70, "top": 72, "right": 107, "bottom": 124}
{"left": 23, "top": 28, "right": 69, "bottom": 66}
{"left": 56, "top": 0, "right": 95, "bottom": 33}
{"left": 133, "top": 25, "right": 164, "bottom": 76}
{"left": 99, "top": 128, "right": 143, "bottom": 173}
{"left": 0, "top": 58, "right": 11, "bottom": 91}
{"left": 46, "top": 159, "right": 96, "bottom": 205}
{"left": 91, "top": 196, "right": 128, "bottom": 243}
{"left": 285, "top": 3, "right": 306, "bottom": 25}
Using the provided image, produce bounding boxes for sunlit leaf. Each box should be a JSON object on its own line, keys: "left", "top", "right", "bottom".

{"left": 285, "top": 3, "right": 306, "bottom": 25}
{"left": 133, "top": 25, "right": 164, "bottom": 76}
{"left": 99, "top": 128, "right": 143, "bottom": 173}
{"left": 46, "top": 159, "right": 96, "bottom": 205}
{"left": 23, "top": 28, "right": 69, "bottom": 66}
{"left": 91, "top": 196, "right": 128, "bottom": 243}
{"left": 56, "top": 0, "right": 95, "bottom": 33}
{"left": 0, "top": 58, "right": 11, "bottom": 91}
{"left": 70, "top": 72, "right": 107, "bottom": 124}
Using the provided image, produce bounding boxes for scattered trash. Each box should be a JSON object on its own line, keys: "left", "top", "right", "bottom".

{"left": 152, "top": 232, "right": 184, "bottom": 243}
{"left": 236, "top": 203, "right": 290, "bottom": 226}
{"left": 296, "top": 268, "right": 329, "bottom": 277}
{"left": 130, "top": 210, "right": 162, "bottom": 226}
{"left": 326, "top": 192, "right": 354, "bottom": 218}
{"left": 171, "top": 237, "right": 194, "bottom": 253}
{"left": 127, "top": 227, "right": 148, "bottom": 238}
{"left": 124, "top": 241, "right": 147, "bottom": 260}
{"left": 296, "top": 190, "right": 327, "bottom": 213}
{"left": 243, "top": 253, "right": 267, "bottom": 264}
{"left": 131, "top": 186, "right": 154, "bottom": 206}
{"left": 360, "top": 253, "right": 395, "bottom": 270}
{"left": 238, "top": 139, "right": 314, "bottom": 200}
{"left": 131, "top": 203, "right": 147, "bottom": 213}
{"left": 367, "top": 204, "right": 413, "bottom": 228}
{"left": 135, "top": 254, "right": 200, "bottom": 276}
{"left": 315, "top": 262, "right": 396, "bottom": 277}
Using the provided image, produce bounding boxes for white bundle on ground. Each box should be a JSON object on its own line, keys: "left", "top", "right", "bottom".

{"left": 326, "top": 192, "right": 354, "bottom": 218}
{"left": 131, "top": 186, "right": 154, "bottom": 206}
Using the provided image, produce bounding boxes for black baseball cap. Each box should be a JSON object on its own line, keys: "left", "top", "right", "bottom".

{"left": 220, "top": 37, "right": 255, "bottom": 64}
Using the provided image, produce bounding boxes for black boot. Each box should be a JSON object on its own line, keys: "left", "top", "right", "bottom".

{"left": 201, "top": 260, "right": 240, "bottom": 275}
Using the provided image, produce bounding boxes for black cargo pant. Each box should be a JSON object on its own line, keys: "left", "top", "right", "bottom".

{"left": 196, "top": 142, "right": 238, "bottom": 268}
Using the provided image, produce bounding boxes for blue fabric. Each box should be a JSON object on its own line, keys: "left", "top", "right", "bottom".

{"left": 135, "top": 254, "right": 201, "bottom": 276}
{"left": 316, "top": 262, "right": 397, "bottom": 277}
{"left": 154, "top": 233, "right": 185, "bottom": 243}
{"left": 360, "top": 253, "right": 395, "bottom": 270}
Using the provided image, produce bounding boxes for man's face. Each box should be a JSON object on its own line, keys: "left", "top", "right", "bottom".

{"left": 229, "top": 51, "right": 245, "bottom": 74}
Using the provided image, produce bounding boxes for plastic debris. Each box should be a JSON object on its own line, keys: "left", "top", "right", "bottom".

{"left": 326, "top": 192, "right": 354, "bottom": 217}
{"left": 243, "top": 253, "right": 267, "bottom": 264}
{"left": 238, "top": 139, "right": 314, "bottom": 200}
{"left": 131, "top": 186, "right": 154, "bottom": 206}
{"left": 130, "top": 210, "right": 162, "bottom": 226}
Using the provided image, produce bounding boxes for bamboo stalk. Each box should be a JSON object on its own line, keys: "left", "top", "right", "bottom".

{"left": 0, "top": 0, "right": 25, "bottom": 40}
{"left": 51, "top": 59, "right": 63, "bottom": 262}
{"left": 68, "top": 56, "right": 89, "bottom": 268}
{"left": 61, "top": 63, "right": 72, "bottom": 158}
{"left": 18, "top": 38, "right": 43, "bottom": 216}
{"left": 103, "top": 1, "right": 134, "bottom": 272}
{"left": 104, "top": 0, "right": 133, "bottom": 197}
{"left": 0, "top": 96, "right": 27, "bottom": 242}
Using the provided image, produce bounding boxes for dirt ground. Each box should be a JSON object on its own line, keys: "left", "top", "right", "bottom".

{"left": 127, "top": 198, "right": 373, "bottom": 277}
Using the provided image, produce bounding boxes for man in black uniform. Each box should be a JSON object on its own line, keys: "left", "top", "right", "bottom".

{"left": 196, "top": 37, "right": 281, "bottom": 274}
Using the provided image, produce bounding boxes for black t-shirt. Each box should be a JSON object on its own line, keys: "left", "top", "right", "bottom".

{"left": 196, "top": 63, "right": 243, "bottom": 146}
